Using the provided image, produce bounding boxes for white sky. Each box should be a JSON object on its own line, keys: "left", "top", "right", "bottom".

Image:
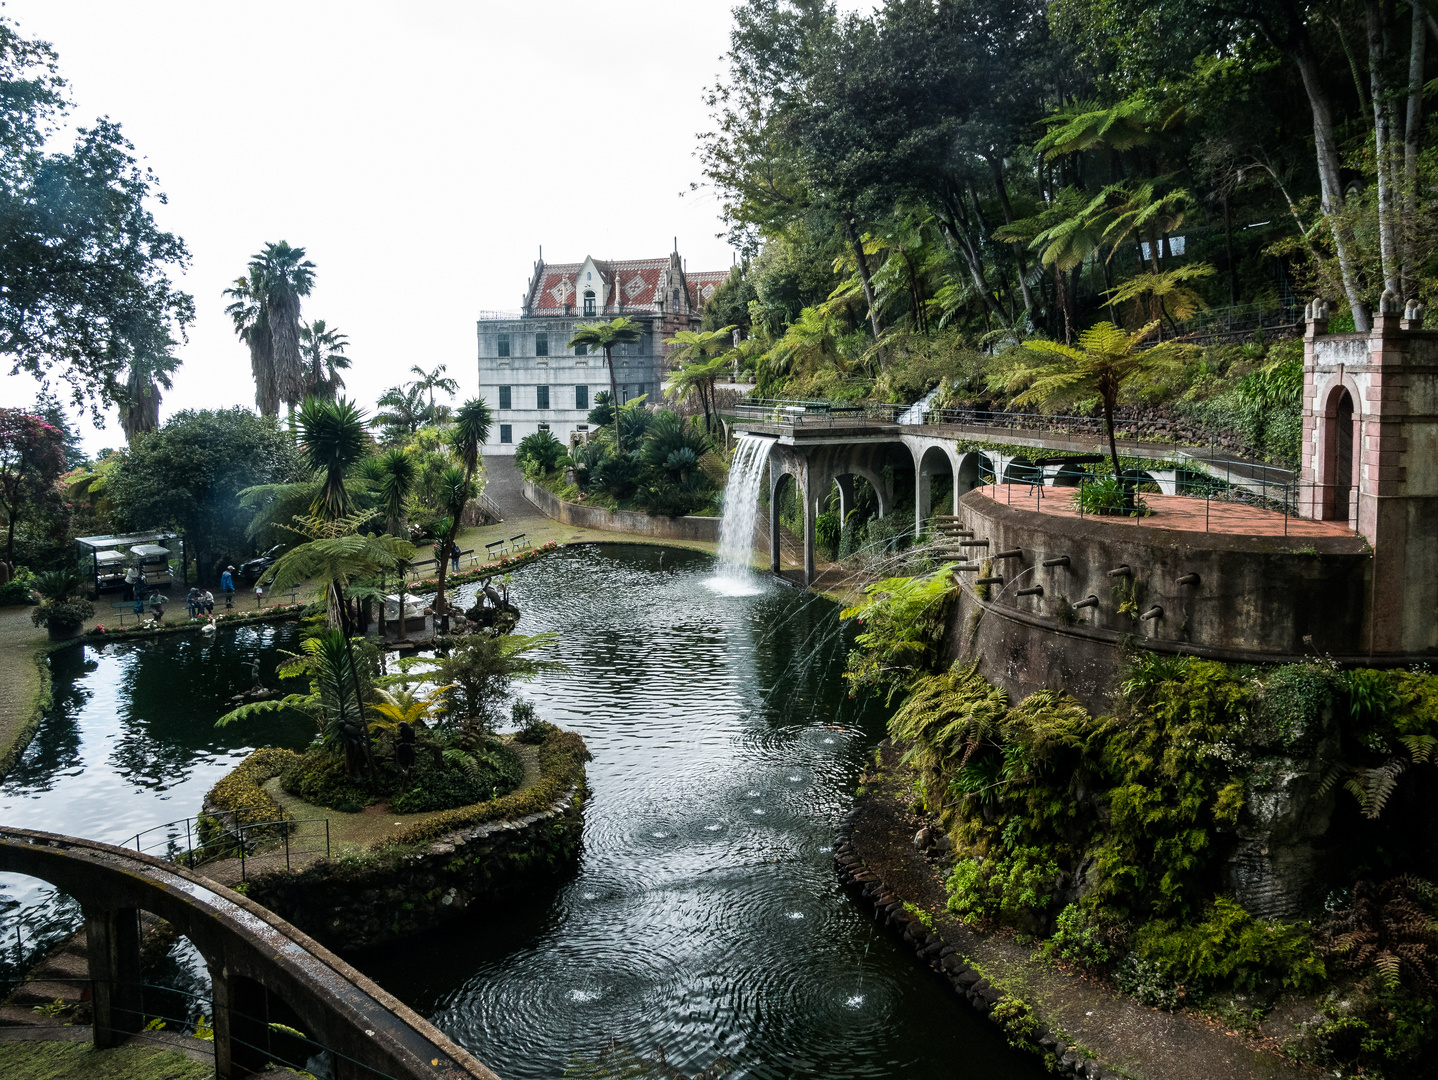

{"left": 0, "top": 0, "right": 752, "bottom": 455}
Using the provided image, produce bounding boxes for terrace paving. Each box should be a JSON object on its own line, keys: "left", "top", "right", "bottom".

{"left": 972, "top": 484, "right": 1359, "bottom": 539}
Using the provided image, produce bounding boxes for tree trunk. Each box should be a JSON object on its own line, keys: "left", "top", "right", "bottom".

{"left": 435, "top": 459, "right": 475, "bottom": 634}
{"left": 1368, "top": 0, "right": 1402, "bottom": 296}
{"left": 1222, "top": 188, "right": 1237, "bottom": 305}
{"left": 845, "top": 217, "right": 883, "bottom": 341}
{"left": 1102, "top": 392, "right": 1129, "bottom": 509}
{"left": 1284, "top": 14, "right": 1371, "bottom": 328}
{"left": 1404, "top": 0, "right": 1427, "bottom": 297}
{"left": 607, "top": 346, "right": 622, "bottom": 452}
{"left": 988, "top": 155, "right": 1037, "bottom": 322}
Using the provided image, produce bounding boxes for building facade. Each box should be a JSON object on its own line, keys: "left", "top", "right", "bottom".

{"left": 476, "top": 248, "right": 728, "bottom": 454}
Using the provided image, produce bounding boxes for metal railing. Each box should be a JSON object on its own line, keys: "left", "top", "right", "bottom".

{"left": 126, "top": 813, "right": 330, "bottom": 882}
{"left": 728, "top": 398, "right": 1282, "bottom": 465}
{"left": 969, "top": 469, "right": 1358, "bottom": 536}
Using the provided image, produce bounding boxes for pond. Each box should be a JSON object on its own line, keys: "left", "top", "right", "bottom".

{"left": 1, "top": 544, "right": 1043, "bottom": 1080}
{"left": 0, "top": 620, "right": 311, "bottom": 965}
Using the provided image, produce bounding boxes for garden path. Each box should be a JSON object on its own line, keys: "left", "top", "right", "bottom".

{"left": 0, "top": 607, "right": 48, "bottom": 775}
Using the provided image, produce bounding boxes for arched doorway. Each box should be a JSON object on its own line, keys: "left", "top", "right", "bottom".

{"left": 1324, "top": 386, "right": 1356, "bottom": 522}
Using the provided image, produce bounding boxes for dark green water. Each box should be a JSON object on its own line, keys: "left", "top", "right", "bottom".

{"left": 0, "top": 545, "right": 1044, "bottom": 1079}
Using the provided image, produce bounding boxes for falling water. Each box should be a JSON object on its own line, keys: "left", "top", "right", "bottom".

{"left": 709, "top": 434, "right": 775, "bottom": 595}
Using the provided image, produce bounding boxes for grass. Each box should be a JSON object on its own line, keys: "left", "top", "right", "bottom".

{"left": 0, "top": 1040, "right": 212, "bottom": 1080}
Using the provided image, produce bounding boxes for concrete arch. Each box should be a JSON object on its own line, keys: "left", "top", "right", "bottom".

{"left": 1049, "top": 464, "right": 1088, "bottom": 487}
{"left": 0, "top": 829, "right": 493, "bottom": 1080}
{"left": 956, "top": 451, "right": 992, "bottom": 491}
{"left": 1001, "top": 457, "right": 1039, "bottom": 484}
{"left": 915, "top": 444, "right": 957, "bottom": 534}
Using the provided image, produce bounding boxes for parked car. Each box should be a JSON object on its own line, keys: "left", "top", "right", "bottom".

{"left": 237, "top": 545, "right": 284, "bottom": 582}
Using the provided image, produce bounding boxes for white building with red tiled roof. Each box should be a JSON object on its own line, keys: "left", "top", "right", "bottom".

{"left": 477, "top": 247, "right": 729, "bottom": 454}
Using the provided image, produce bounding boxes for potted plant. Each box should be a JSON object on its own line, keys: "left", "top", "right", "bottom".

{"left": 29, "top": 569, "right": 95, "bottom": 641}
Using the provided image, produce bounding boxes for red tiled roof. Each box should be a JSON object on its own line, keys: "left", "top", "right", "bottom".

{"left": 524, "top": 257, "right": 727, "bottom": 317}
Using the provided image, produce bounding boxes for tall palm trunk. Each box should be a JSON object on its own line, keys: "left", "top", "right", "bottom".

{"left": 249, "top": 324, "right": 279, "bottom": 417}
{"left": 270, "top": 292, "right": 305, "bottom": 412}
{"left": 1403, "top": 1, "right": 1428, "bottom": 297}
{"left": 606, "top": 345, "right": 622, "bottom": 452}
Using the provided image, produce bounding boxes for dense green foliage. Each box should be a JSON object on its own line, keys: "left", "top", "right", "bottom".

{"left": 534, "top": 406, "right": 720, "bottom": 518}
{"left": 106, "top": 408, "right": 301, "bottom": 579}
{"left": 0, "top": 21, "right": 193, "bottom": 424}
{"left": 849, "top": 564, "right": 1438, "bottom": 1072}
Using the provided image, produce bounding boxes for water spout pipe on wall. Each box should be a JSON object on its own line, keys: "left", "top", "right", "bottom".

{"left": 1041, "top": 555, "right": 1070, "bottom": 567}
{"left": 1140, "top": 606, "right": 1164, "bottom": 621}
{"left": 1108, "top": 565, "right": 1132, "bottom": 578}
{"left": 1073, "top": 595, "right": 1099, "bottom": 610}
{"left": 994, "top": 549, "right": 1023, "bottom": 560}
{"left": 1016, "top": 585, "right": 1044, "bottom": 597}
{"left": 1177, "top": 573, "right": 1200, "bottom": 587}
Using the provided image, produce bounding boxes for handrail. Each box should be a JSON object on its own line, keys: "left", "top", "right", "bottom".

{"left": 0, "top": 827, "right": 498, "bottom": 1080}
{"left": 127, "top": 813, "right": 331, "bottom": 881}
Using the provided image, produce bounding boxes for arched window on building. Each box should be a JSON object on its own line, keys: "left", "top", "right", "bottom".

{"left": 583, "top": 290, "right": 596, "bottom": 316}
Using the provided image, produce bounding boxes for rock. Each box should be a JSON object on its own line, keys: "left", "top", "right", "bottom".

{"left": 933, "top": 833, "right": 952, "bottom": 854}
{"left": 954, "top": 970, "right": 981, "bottom": 989}
{"left": 978, "top": 985, "right": 1003, "bottom": 1006}
{"left": 913, "top": 827, "right": 932, "bottom": 849}
{"left": 940, "top": 954, "right": 964, "bottom": 973}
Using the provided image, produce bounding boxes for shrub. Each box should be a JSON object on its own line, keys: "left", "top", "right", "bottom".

{"left": 1045, "top": 904, "right": 1114, "bottom": 969}
{"left": 389, "top": 739, "right": 524, "bottom": 814}
{"left": 1113, "top": 954, "right": 1187, "bottom": 1010}
{"left": 1131, "top": 896, "right": 1325, "bottom": 997}
{"left": 1071, "top": 473, "right": 1150, "bottom": 517}
{"left": 946, "top": 846, "right": 1060, "bottom": 926}
{"left": 384, "top": 726, "right": 590, "bottom": 847}
{"left": 0, "top": 566, "right": 36, "bottom": 606}
{"left": 513, "top": 700, "right": 552, "bottom": 744}
{"left": 30, "top": 596, "right": 94, "bottom": 630}
{"left": 515, "top": 429, "right": 565, "bottom": 474}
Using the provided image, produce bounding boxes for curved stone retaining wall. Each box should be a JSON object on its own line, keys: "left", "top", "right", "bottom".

{"left": 949, "top": 490, "right": 1376, "bottom": 710}
{"left": 523, "top": 481, "right": 721, "bottom": 541}
{"left": 246, "top": 784, "right": 585, "bottom": 952}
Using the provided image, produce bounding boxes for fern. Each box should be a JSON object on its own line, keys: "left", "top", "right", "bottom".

{"left": 214, "top": 696, "right": 309, "bottom": 728}
{"left": 442, "top": 747, "right": 480, "bottom": 777}
{"left": 1321, "top": 876, "right": 1438, "bottom": 992}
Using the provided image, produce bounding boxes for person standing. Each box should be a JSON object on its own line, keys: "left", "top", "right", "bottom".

{"left": 221, "top": 566, "right": 235, "bottom": 608}
{"left": 450, "top": 541, "right": 461, "bottom": 572}
{"left": 123, "top": 563, "right": 139, "bottom": 601}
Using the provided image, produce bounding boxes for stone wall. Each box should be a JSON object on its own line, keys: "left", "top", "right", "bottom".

{"left": 947, "top": 490, "right": 1373, "bottom": 711}
{"left": 245, "top": 784, "right": 585, "bottom": 953}
{"left": 523, "top": 481, "right": 722, "bottom": 542}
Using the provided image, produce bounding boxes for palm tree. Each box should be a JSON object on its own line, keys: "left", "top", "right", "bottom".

{"left": 376, "top": 447, "right": 416, "bottom": 536}
{"left": 991, "top": 321, "right": 1197, "bottom": 498}
{"left": 434, "top": 397, "right": 492, "bottom": 629}
{"left": 297, "top": 397, "right": 371, "bottom": 521}
{"left": 569, "top": 317, "right": 645, "bottom": 451}
{"left": 664, "top": 326, "right": 734, "bottom": 434}
{"left": 373, "top": 384, "right": 432, "bottom": 442}
{"left": 409, "top": 364, "right": 459, "bottom": 412}
{"left": 115, "top": 349, "right": 178, "bottom": 442}
{"left": 299, "top": 320, "right": 352, "bottom": 401}
{"left": 223, "top": 268, "right": 277, "bottom": 416}
{"left": 252, "top": 241, "right": 317, "bottom": 420}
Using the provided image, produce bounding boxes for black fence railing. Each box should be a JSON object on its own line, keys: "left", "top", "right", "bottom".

{"left": 126, "top": 813, "right": 330, "bottom": 882}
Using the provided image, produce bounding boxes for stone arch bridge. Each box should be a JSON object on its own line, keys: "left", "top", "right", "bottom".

{"left": 737, "top": 414, "right": 1280, "bottom": 585}
{"left": 0, "top": 827, "right": 497, "bottom": 1080}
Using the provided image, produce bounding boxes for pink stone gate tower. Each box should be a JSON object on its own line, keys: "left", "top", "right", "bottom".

{"left": 1301, "top": 292, "right": 1438, "bottom": 657}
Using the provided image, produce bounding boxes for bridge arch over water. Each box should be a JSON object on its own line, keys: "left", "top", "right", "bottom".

{"left": 0, "top": 827, "right": 495, "bottom": 1080}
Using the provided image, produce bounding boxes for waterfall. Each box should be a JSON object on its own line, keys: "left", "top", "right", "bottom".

{"left": 709, "top": 434, "right": 775, "bottom": 594}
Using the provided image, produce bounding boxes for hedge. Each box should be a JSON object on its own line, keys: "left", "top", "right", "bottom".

{"left": 382, "top": 725, "right": 590, "bottom": 847}
{"left": 205, "top": 746, "right": 303, "bottom": 826}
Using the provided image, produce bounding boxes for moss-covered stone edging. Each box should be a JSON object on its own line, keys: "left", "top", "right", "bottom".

{"left": 86, "top": 603, "right": 308, "bottom": 643}
{"left": 833, "top": 811, "right": 1116, "bottom": 1078}
{"left": 208, "top": 728, "right": 590, "bottom": 951}
{"left": 403, "top": 540, "right": 559, "bottom": 596}
{"left": 0, "top": 643, "right": 53, "bottom": 780}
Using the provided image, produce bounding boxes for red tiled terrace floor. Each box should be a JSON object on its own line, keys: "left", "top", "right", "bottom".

{"left": 972, "top": 485, "right": 1359, "bottom": 539}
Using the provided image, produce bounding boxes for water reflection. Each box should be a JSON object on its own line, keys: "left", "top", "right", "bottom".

{"left": 0, "top": 620, "right": 313, "bottom": 976}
